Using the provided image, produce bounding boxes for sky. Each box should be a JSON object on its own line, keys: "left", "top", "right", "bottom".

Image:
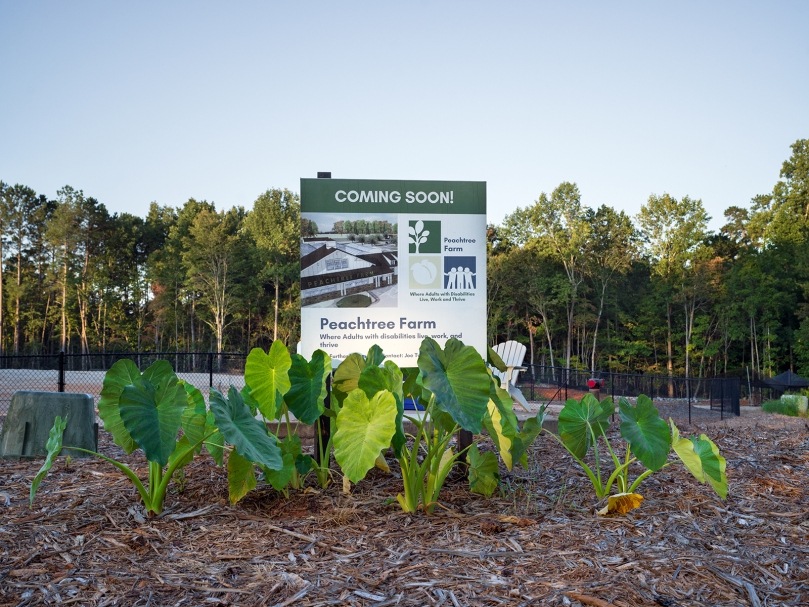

{"left": 1, "top": 2, "right": 807, "bottom": 231}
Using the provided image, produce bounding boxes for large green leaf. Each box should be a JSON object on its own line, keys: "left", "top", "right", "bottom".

{"left": 510, "top": 408, "right": 547, "bottom": 468}
{"left": 244, "top": 341, "right": 292, "bottom": 420}
{"left": 119, "top": 375, "right": 187, "bottom": 467}
{"left": 227, "top": 450, "right": 257, "bottom": 504}
{"left": 418, "top": 337, "right": 490, "bottom": 433}
{"left": 181, "top": 382, "right": 208, "bottom": 451}
{"left": 167, "top": 435, "right": 195, "bottom": 471}
{"left": 264, "top": 454, "right": 295, "bottom": 491}
{"left": 487, "top": 346, "right": 507, "bottom": 373}
{"left": 333, "top": 353, "right": 367, "bottom": 405}
{"left": 97, "top": 359, "right": 141, "bottom": 454}
{"left": 366, "top": 345, "right": 386, "bottom": 367}
{"left": 204, "top": 410, "right": 224, "bottom": 466}
{"left": 619, "top": 395, "right": 671, "bottom": 471}
{"left": 241, "top": 385, "right": 259, "bottom": 416}
{"left": 209, "top": 387, "right": 283, "bottom": 470}
{"left": 30, "top": 415, "right": 67, "bottom": 506}
{"left": 285, "top": 350, "right": 331, "bottom": 424}
{"left": 382, "top": 361, "right": 406, "bottom": 457}
{"left": 670, "top": 420, "right": 727, "bottom": 499}
{"left": 141, "top": 360, "right": 175, "bottom": 387}
{"left": 693, "top": 435, "right": 727, "bottom": 499}
{"left": 557, "top": 394, "right": 614, "bottom": 459}
{"left": 358, "top": 364, "right": 389, "bottom": 397}
{"left": 334, "top": 388, "right": 397, "bottom": 483}
{"left": 467, "top": 444, "right": 500, "bottom": 497}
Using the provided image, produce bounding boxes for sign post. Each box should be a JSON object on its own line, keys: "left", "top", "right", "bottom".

{"left": 299, "top": 178, "right": 487, "bottom": 364}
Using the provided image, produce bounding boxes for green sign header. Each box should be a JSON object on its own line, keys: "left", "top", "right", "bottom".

{"left": 301, "top": 179, "right": 486, "bottom": 215}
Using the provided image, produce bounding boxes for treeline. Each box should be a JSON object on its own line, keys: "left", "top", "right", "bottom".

{"left": 488, "top": 139, "right": 809, "bottom": 378}
{"left": 2, "top": 139, "right": 808, "bottom": 379}
{"left": 0, "top": 186, "right": 300, "bottom": 356}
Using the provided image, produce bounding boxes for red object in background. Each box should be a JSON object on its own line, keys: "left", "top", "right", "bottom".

{"left": 587, "top": 378, "right": 603, "bottom": 389}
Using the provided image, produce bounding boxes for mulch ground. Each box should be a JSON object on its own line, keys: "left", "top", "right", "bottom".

{"left": 1, "top": 411, "right": 808, "bottom": 607}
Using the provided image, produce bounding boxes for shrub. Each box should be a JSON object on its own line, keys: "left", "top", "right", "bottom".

{"left": 762, "top": 398, "right": 802, "bottom": 417}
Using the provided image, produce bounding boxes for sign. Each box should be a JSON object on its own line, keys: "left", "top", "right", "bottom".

{"left": 300, "top": 179, "right": 487, "bottom": 363}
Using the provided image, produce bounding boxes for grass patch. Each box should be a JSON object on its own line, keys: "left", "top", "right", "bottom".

{"left": 336, "top": 294, "right": 372, "bottom": 308}
{"left": 762, "top": 399, "right": 802, "bottom": 417}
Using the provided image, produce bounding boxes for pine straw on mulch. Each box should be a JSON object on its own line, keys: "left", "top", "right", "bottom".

{"left": 1, "top": 413, "right": 808, "bottom": 607}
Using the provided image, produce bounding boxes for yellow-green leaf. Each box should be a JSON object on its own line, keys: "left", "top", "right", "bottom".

{"left": 227, "top": 450, "right": 257, "bottom": 505}
{"left": 333, "top": 389, "right": 397, "bottom": 484}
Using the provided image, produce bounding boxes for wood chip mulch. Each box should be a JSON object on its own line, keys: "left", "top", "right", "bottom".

{"left": 1, "top": 413, "right": 808, "bottom": 607}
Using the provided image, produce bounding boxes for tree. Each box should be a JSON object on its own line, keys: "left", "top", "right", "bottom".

{"left": 584, "top": 205, "right": 637, "bottom": 372}
{"left": 47, "top": 186, "right": 86, "bottom": 352}
{"left": 1, "top": 185, "right": 43, "bottom": 353}
{"left": 637, "top": 194, "right": 710, "bottom": 383}
{"left": 244, "top": 189, "right": 300, "bottom": 342}
{"left": 182, "top": 207, "right": 243, "bottom": 354}
{"left": 503, "top": 182, "right": 590, "bottom": 370}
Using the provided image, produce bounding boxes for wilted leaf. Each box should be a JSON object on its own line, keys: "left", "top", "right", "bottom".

{"left": 670, "top": 420, "right": 728, "bottom": 499}
{"left": 374, "top": 453, "right": 390, "bottom": 472}
{"left": 597, "top": 492, "right": 644, "bottom": 515}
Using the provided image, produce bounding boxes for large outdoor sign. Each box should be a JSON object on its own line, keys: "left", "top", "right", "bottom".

{"left": 299, "top": 178, "right": 487, "bottom": 363}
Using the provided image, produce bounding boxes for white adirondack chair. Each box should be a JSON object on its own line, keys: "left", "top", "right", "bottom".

{"left": 491, "top": 340, "right": 531, "bottom": 412}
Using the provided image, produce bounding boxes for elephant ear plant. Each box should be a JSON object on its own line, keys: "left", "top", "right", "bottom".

{"left": 330, "top": 338, "right": 547, "bottom": 513}
{"left": 30, "top": 360, "right": 273, "bottom": 515}
{"left": 224, "top": 341, "right": 332, "bottom": 503}
{"left": 545, "top": 393, "right": 728, "bottom": 514}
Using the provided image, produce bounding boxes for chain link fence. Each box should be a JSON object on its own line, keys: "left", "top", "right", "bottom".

{"left": 0, "top": 352, "right": 248, "bottom": 431}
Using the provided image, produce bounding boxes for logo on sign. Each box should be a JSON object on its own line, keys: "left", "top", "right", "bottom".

{"left": 408, "top": 220, "right": 441, "bottom": 254}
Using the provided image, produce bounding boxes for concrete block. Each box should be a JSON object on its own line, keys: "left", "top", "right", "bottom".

{"left": 0, "top": 391, "right": 97, "bottom": 458}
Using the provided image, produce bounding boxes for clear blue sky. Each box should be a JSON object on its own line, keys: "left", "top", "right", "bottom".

{"left": 2, "top": 2, "right": 807, "bottom": 230}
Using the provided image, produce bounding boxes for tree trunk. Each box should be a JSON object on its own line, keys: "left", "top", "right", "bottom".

{"left": 666, "top": 303, "right": 673, "bottom": 397}
{"left": 14, "top": 244, "right": 22, "bottom": 354}
{"left": 191, "top": 297, "right": 196, "bottom": 368}
{"left": 274, "top": 280, "right": 279, "bottom": 342}
{"left": 591, "top": 282, "right": 608, "bottom": 373}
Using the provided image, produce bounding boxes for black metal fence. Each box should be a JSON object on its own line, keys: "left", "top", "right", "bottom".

{"left": 0, "top": 352, "right": 741, "bottom": 426}
{"left": 516, "top": 365, "right": 741, "bottom": 419}
{"left": 0, "top": 352, "right": 248, "bottom": 418}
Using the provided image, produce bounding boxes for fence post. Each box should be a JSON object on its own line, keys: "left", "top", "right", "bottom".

{"left": 209, "top": 352, "right": 214, "bottom": 388}
{"left": 687, "top": 377, "right": 691, "bottom": 425}
{"left": 58, "top": 351, "right": 65, "bottom": 392}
